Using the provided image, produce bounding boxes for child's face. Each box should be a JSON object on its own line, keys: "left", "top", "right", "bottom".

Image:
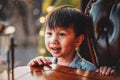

{"left": 45, "top": 26, "right": 81, "bottom": 58}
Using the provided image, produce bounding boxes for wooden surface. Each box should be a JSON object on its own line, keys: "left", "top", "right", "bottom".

{"left": 12, "top": 64, "right": 120, "bottom": 80}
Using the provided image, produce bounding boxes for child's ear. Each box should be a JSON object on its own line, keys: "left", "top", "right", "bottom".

{"left": 74, "top": 34, "right": 84, "bottom": 47}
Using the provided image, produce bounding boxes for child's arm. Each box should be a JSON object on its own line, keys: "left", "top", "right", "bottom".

{"left": 96, "top": 66, "right": 116, "bottom": 76}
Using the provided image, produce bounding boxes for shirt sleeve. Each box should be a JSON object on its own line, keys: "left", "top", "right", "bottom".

{"left": 45, "top": 57, "right": 57, "bottom": 64}
{"left": 81, "top": 58, "right": 97, "bottom": 71}
{"left": 69, "top": 53, "right": 97, "bottom": 71}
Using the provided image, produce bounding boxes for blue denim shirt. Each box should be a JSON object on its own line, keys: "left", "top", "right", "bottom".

{"left": 47, "top": 53, "right": 97, "bottom": 71}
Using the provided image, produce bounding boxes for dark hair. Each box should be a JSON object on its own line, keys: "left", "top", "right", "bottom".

{"left": 45, "top": 5, "right": 86, "bottom": 37}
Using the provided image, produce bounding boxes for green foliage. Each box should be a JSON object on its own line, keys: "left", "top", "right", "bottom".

{"left": 42, "top": 0, "right": 81, "bottom": 13}
{"left": 53, "top": 0, "right": 80, "bottom": 9}
{"left": 39, "top": 27, "right": 52, "bottom": 56}
{"left": 42, "top": 0, "right": 53, "bottom": 13}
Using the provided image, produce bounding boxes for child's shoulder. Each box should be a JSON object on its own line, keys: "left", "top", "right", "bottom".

{"left": 73, "top": 53, "right": 97, "bottom": 71}
{"left": 81, "top": 58, "right": 97, "bottom": 71}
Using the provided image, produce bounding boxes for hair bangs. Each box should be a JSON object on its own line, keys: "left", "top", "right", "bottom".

{"left": 45, "top": 8, "right": 73, "bottom": 29}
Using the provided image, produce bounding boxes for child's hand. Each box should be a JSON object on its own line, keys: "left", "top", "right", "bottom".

{"left": 96, "top": 66, "right": 116, "bottom": 76}
{"left": 28, "top": 56, "right": 52, "bottom": 71}
{"left": 28, "top": 56, "right": 52, "bottom": 67}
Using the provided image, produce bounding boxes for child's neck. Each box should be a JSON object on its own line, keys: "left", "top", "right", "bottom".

{"left": 57, "top": 58, "right": 71, "bottom": 66}
{"left": 57, "top": 51, "right": 76, "bottom": 66}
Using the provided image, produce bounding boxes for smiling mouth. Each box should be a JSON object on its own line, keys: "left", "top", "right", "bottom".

{"left": 51, "top": 47, "right": 61, "bottom": 53}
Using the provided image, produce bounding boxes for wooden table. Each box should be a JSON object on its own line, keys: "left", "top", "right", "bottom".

{"left": 13, "top": 64, "right": 120, "bottom": 80}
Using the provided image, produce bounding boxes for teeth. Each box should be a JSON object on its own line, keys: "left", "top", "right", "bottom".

{"left": 51, "top": 47, "right": 61, "bottom": 51}
{"left": 51, "top": 47, "right": 60, "bottom": 53}
{"left": 52, "top": 48, "right": 59, "bottom": 50}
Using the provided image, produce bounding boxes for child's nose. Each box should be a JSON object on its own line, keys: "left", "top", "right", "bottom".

{"left": 50, "top": 35, "right": 59, "bottom": 44}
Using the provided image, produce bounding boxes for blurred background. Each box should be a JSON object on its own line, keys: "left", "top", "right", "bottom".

{"left": 0, "top": 0, "right": 89, "bottom": 71}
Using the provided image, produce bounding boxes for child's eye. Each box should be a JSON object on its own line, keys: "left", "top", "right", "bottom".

{"left": 59, "top": 33, "right": 66, "bottom": 37}
{"left": 46, "top": 32, "right": 52, "bottom": 36}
